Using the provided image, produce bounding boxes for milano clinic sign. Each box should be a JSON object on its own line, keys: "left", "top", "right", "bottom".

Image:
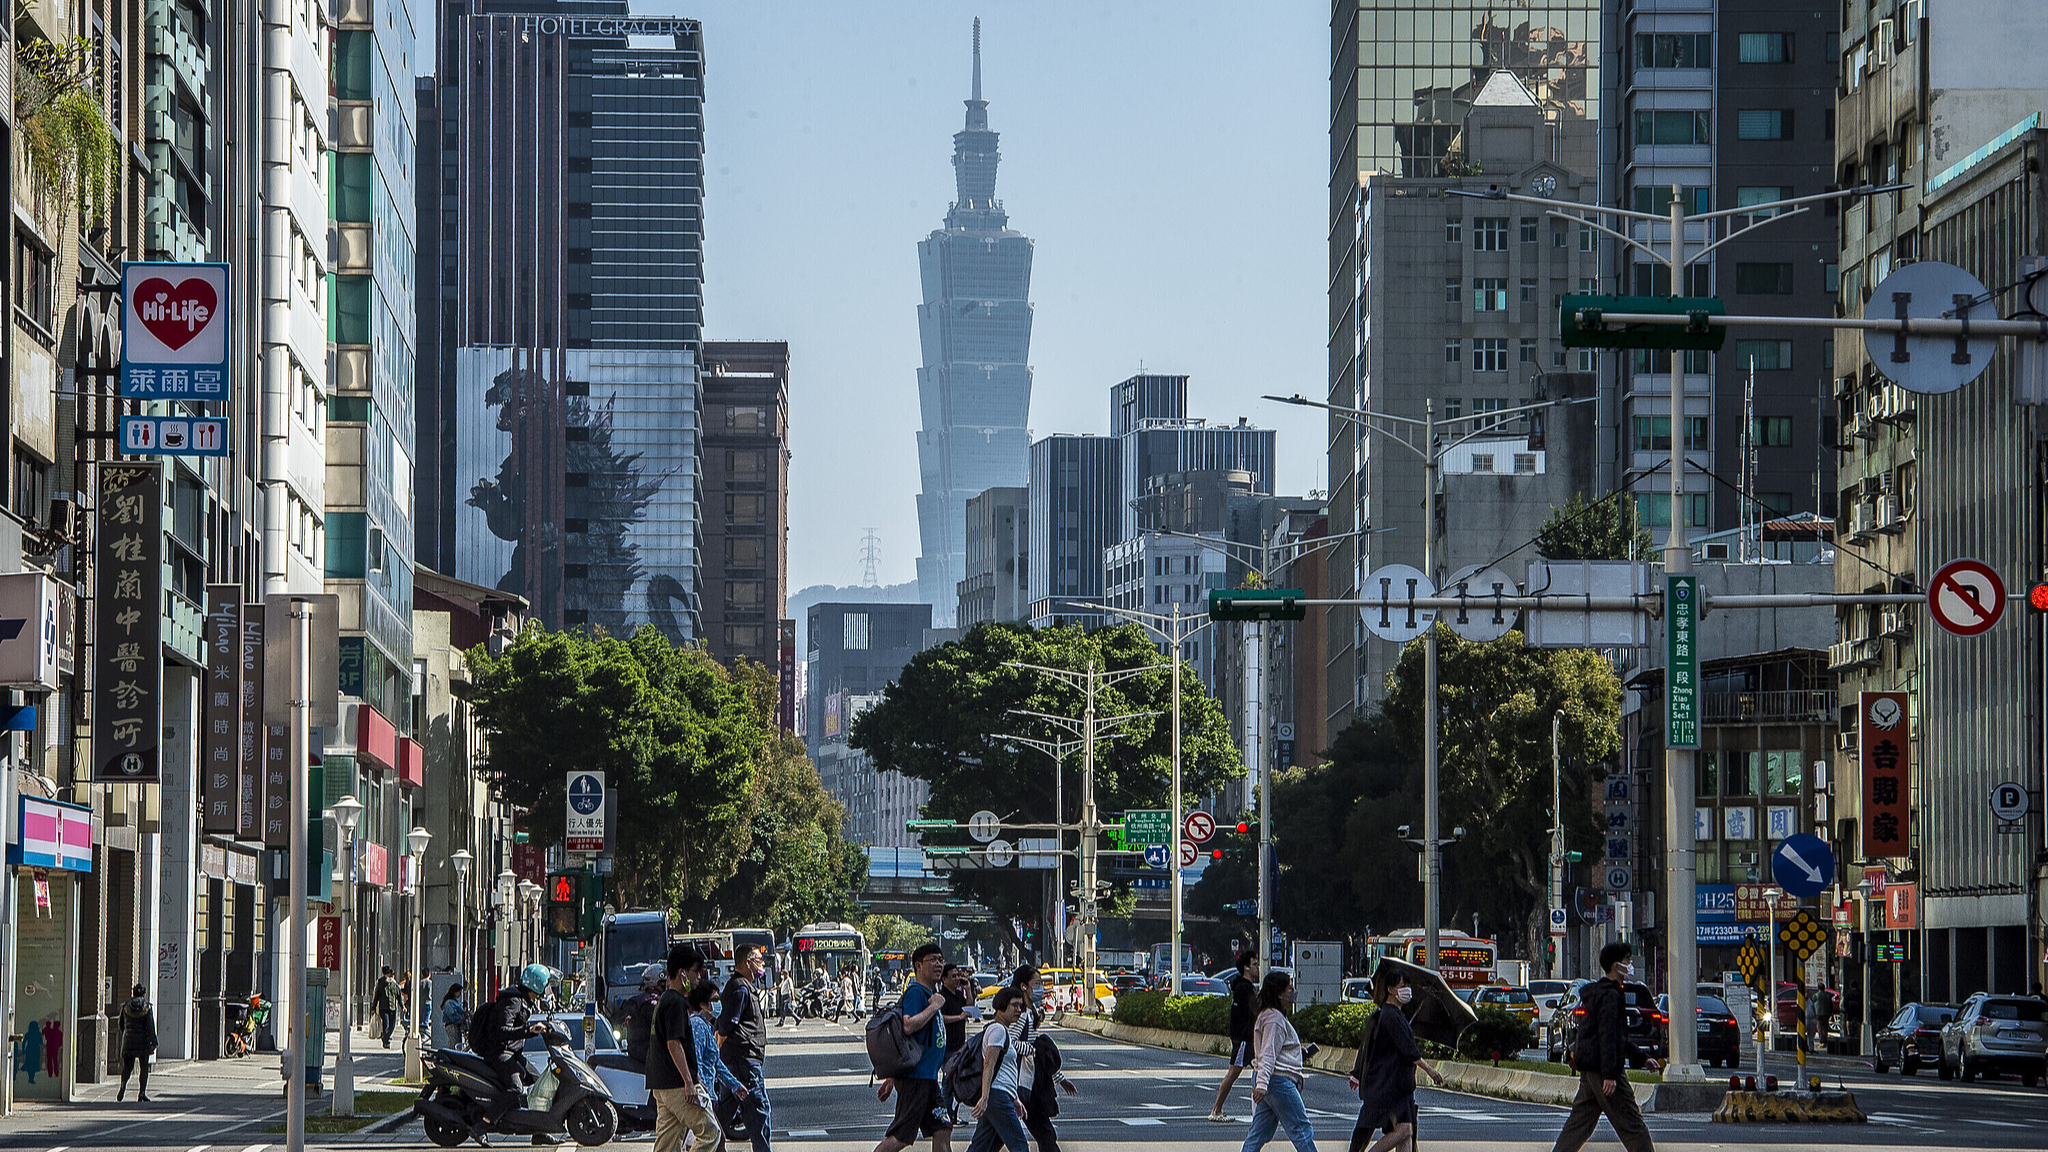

{"left": 119, "top": 262, "right": 230, "bottom": 400}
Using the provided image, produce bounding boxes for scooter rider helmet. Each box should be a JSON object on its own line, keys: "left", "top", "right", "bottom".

{"left": 520, "top": 963, "right": 551, "bottom": 997}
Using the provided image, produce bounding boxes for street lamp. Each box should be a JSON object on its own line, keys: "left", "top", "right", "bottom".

{"left": 997, "top": 730, "right": 1084, "bottom": 969}
{"left": 497, "top": 870, "right": 517, "bottom": 984}
{"left": 404, "top": 826, "right": 432, "bottom": 1080}
{"left": 449, "top": 848, "right": 473, "bottom": 1017}
{"left": 1267, "top": 390, "right": 1590, "bottom": 974}
{"left": 330, "top": 793, "right": 365, "bottom": 1116}
{"left": 518, "top": 879, "right": 543, "bottom": 976}
{"left": 1855, "top": 876, "right": 1875, "bottom": 1055}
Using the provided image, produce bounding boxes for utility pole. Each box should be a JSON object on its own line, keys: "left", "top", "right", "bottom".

{"left": 1551, "top": 710, "right": 1566, "bottom": 981}
{"left": 286, "top": 600, "right": 310, "bottom": 1152}
{"left": 999, "top": 732, "right": 1081, "bottom": 969}
{"left": 1067, "top": 599, "right": 1210, "bottom": 994}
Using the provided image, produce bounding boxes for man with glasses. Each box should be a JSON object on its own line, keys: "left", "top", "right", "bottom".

{"left": 872, "top": 944, "right": 954, "bottom": 1152}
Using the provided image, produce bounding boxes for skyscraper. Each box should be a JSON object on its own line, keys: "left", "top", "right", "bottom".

{"left": 417, "top": 3, "right": 706, "bottom": 642}
{"left": 914, "top": 20, "right": 1035, "bottom": 627}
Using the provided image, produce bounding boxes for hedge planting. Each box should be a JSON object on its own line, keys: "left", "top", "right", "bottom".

{"left": 1111, "top": 992, "right": 1379, "bottom": 1048}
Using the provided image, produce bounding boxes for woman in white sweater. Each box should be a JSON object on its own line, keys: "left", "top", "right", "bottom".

{"left": 1237, "top": 971, "right": 1320, "bottom": 1152}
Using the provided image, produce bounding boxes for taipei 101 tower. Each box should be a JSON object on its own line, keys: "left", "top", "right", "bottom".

{"left": 913, "top": 19, "right": 1034, "bottom": 626}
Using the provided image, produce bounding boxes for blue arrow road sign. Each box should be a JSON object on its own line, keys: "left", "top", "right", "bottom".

{"left": 1771, "top": 832, "right": 1835, "bottom": 898}
{"left": 1142, "top": 843, "right": 1168, "bottom": 869}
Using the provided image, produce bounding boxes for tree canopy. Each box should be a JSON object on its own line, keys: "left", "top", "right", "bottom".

{"left": 850, "top": 621, "right": 1243, "bottom": 955}
{"left": 1380, "top": 626, "right": 1623, "bottom": 959}
{"left": 1537, "top": 491, "right": 1651, "bottom": 561}
{"left": 467, "top": 625, "right": 853, "bottom": 921}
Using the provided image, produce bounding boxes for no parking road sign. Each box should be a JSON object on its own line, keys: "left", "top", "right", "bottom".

{"left": 1928, "top": 558, "right": 2005, "bottom": 636}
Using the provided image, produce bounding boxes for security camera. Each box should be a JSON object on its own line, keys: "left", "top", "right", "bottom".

{"left": 1396, "top": 825, "right": 1411, "bottom": 838}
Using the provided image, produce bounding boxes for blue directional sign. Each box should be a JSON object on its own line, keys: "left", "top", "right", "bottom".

{"left": 1142, "top": 843, "right": 1168, "bottom": 869}
{"left": 1771, "top": 832, "right": 1835, "bottom": 899}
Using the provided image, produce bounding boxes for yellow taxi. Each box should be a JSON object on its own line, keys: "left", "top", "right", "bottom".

{"left": 1474, "top": 983, "right": 1540, "bottom": 1024}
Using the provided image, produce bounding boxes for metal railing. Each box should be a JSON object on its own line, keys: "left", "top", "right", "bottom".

{"left": 1703, "top": 689, "right": 1836, "bottom": 725}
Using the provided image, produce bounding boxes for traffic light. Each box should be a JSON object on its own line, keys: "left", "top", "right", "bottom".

{"left": 1236, "top": 821, "right": 1250, "bottom": 834}
{"left": 1208, "top": 589, "right": 1308, "bottom": 622}
{"left": 1210, "top": 849, "right": 1223, "bottom": 860}
{"left": 2029, "top": 583, "right": 2048, "bottom": 613}
{"left": 547, "top": 872, "right": 581, "bottom": 939}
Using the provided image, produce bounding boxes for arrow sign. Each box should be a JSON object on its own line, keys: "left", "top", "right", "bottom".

{"left": 1927, "top": 558, "right": 2005, "bottom": 637}
{"left": 1770, "top": 832, "right": 1834, "bottom": 899}
{"left": 1142, "top": 843, "right": 1168, "bottom": 869}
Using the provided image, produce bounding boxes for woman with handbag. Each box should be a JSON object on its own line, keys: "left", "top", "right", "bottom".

{"left": 1346, "top": 967, "right": 1445, "bottom": 1152}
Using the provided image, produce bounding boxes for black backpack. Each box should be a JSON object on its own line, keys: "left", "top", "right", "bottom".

{"left": 865, "top": 995, "right": 926, "bottom": 1079}
{"left": 944, "top": 1026, "right": 989, "bottom": 1102}
{"left": 466, "top": 994, "right": 503, "bottom": 1054}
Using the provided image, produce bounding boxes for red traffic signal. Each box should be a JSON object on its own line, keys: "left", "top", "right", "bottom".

{"left": 550, "top": 873, "right": 576, "bottom": 904}
{"left": 1236, "top": 821, "right": 1250, "bottom": 834}
{"left": 1210, "top": 849, "right": 1223, "bottom": 860}
{"left": 2029, "top": 583, "right": 2048, "bottom": 612}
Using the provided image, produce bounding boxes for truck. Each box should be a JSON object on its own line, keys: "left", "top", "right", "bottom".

{"left": 1497, "top": 958, "right": 1531, "bottom": 987}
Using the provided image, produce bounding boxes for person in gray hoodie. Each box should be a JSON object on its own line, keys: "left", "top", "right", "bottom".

{"left": 117, "top": 985, "right": 158, "bottom": 1102}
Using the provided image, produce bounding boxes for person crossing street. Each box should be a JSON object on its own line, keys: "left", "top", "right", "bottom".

{"left": 1208, "top": 953, "right": 1258, "bottom": 1122}
{"left": 716, "top": 944, "right": 774, "bottom": 1152}
{"left": 1238, "top": 971, "right": 1319, "bottom": 1152}
{"left": 1548, "top": 943, "right": 1661, "bottom": 1152}
{"left": 871, "top": 943, "right": 954, "bottom": 1152}
{"left": 373, "top": 966, "right": 399, "bottom": 1048}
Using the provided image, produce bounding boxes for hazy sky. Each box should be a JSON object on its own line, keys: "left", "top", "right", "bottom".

{"left": 631, "top": 2, "right": 1327, "bottom": 591}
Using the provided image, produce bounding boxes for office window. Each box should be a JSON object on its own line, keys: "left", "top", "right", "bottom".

{"left": 1473, "top": 340, "right": 1507, "bottom": 372}
{"left": 1473, "top": 278, "right": 1507, "bottom": 312}
{"left": 1635, "top": 109, "right": 1711, "bottom": 145}
{"left": 1735, "top": 263, "right": 1794, "bottom": 294}
{"left": 1444, "top": 218, "right": 1462, "bottom": 243}
{"left": 1634, "top": 32, "right": 1711, "bottom": 68}
{"left": 19, "top": 235, "right": 61, "bottom": 331}
{"left": 1734, "top": 339, "right": 1794, "bottom": 370}
{"left": 1737, "top": 110, "right": 1791, "bottom": 140}
{"left": 1444, "top": 338, "right": 1462, "bottom": 363}
{"left": 1473, "top": 217, "right": 1508, "bottom": 251}
{"left": 1578, "top": 348, "right": 1596, "bottom": 371}
{"left": 1520, "top": 217, "right": 1538, "bottom": 243}
{"left": 1520, "top": 277, "right": 1537, "bottom": 303}
{"left": 1578, "top": 225, "right": 1597, "bottom": 253}
{"left": 1468, "top": 454, "right": 1493, "bottom": 473}
{"left": 1519, "top": 338, "right": 1536, "bottom": 363}
{"left": 1443, "top": 398, "right": 1462, "bottom": 420}
{"left": 1631, "top": 348, "right": 1713, "bottom": 374}
{"left": 1753, "top": 416, "right": 1794, "bottom": 446}
{"left": 1472, "top": 397, "right": 1510, "bottom": 428}
{"left": 1632, "top": 186, "right": 1711, "bottom": 215}
{"left": 1634, "top": 492, "right": 1711, "bottom": 527}
{"left": 1513, "top": 453, "right": 1538, "bottom": 474}
{"left": 1444, "top": 278, "right": 1461, "bottom": 303}
{"left": 1632, "top": 416, "right": 1709, "bottom": 452}
{"left": 1734, "top": 185, "right": 1794, "bottom": 215}
{"left": 1632, "top": 264, "right": 1712, "bottom": 297}
{"left": 1737, "top": 32, "right": 1790, "bottom": 63}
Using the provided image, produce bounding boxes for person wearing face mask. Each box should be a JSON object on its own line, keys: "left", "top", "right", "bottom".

{"left": 1346, "top": 967, "right": 1444, "bottom": 1152}
{"left": 966, "top": 966, "right": 1075, "bottom": 1152}
{"left": 1549, "top": 942, "right": 1660, "bottom": 1152}
{"left": 1237, "top": 972, "right": 1319, "bottom": 1152}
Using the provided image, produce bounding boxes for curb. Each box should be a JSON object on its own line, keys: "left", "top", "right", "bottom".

{"left": 1713, "top": 1088, "right": 1866, "bottom": 1123}
{"left": 1061, "top": 1016, "right": 1681, "bottom": 1111}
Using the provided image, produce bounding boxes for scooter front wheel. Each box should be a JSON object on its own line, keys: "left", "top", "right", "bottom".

{"left": 566, "top": 1098, "right": 619, "bottom": 1147}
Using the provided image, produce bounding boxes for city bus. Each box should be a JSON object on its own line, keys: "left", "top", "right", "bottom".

{"left": 792, "top": 922, "right": 870, "bottom": 984}
{"left": 1363, "top": 930, "right": 1499, "bottom": 990}
{"left": 603, "top": 910, "right": 672, "bottom": 1014}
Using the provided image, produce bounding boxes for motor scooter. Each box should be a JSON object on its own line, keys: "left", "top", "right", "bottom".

{"left": 415, "top": 1023, "right": 620, "bottom": 1147}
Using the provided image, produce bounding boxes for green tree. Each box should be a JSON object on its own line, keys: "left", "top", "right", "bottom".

{"left": 1380, "top": 627, "right": 1622, "bottom": 960}
{"left": 1537, "top": 491, "right": 1651, "bottom": 561}
{"left": 850, "top": 622, "right": 1243, "bottom": 956}
{"left": 466, "top": 625, "right": 767, "bottom": 908}
{"left": 859, "top": 914, "right": 937, "bottom": 953}
{"left": 676, "top": 731, "right": 868, "bottom": 938}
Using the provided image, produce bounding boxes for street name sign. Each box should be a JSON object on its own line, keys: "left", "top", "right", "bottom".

{"left": 1666, "top": 574, "right": 1700, "bottom": 748}
{"left": 1124, "top": 809, "right": 1171, "bottom": 846}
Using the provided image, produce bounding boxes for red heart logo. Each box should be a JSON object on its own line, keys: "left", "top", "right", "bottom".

{"left": 134, "top": 277, "right": 218, "bottom": 351}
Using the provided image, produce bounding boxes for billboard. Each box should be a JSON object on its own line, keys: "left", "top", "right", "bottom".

{"left": 91, "top": 463, "right": 163, "bottom": 781}
{"left": 1859, "top": 691, "right": 1910, "bottom": 859}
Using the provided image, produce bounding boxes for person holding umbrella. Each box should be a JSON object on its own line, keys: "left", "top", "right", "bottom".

{"left": 1347, "top": 966, "right": 1445, "bottom": 1152}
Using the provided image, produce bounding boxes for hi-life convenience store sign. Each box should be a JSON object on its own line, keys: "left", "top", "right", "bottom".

{"left": 120, "top": 262, "right": 230, "bottom": 400}
{"left": 1667, "top": 574, "right": 1699, "bottom": 748}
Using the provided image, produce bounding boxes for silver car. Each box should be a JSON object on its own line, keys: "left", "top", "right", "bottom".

{"left": 1938, "top": 994, "right": 2048, "bottom": 1085}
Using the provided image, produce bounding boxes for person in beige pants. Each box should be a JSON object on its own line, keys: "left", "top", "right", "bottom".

{"left": 648, "top": 945, "right": 740, "bottom": 1152}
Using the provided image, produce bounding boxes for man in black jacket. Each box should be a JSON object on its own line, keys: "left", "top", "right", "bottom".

{"left": 716, "top": 945, "right": 772, "bottom": 1152}
{"left": 1550, "top": 942, "right": 1661, "bottom": 1152}
{"left": 1206, "top": 953, "right": 1258, "bottom": 1122}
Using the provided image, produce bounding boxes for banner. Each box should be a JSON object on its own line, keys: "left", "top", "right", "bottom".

{"left": 1858, "top": 691, "right": 1910, "bottom": 858}
{"left": 239, "top": 607, "right": 264, "bottom": 839}
{"left": 201, "top": 587, "right": 241, "bottom": 834}
{"left": 91, "top": 463, "right": 163, "bottom": 780}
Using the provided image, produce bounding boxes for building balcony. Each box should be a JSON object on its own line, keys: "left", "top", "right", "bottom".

{"left": 1703, "top": 689, "right": 1835, "bottom": 726}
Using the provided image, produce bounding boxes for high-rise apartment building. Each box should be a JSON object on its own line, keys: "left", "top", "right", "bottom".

{"left": 701, "top": 341, "right": 791, "bottom": 672}
{"left": 806, "top": 602, "right": 933, "bottom": 845}
{"left": 1328, "top": 1, "right": 1601, "bottom": 731}
{"left": 417, "top": 3, "right": 706, "bottom": 642}
{"left": 957, "top": 486, "right": 1028, "bottom": 628}
{"left": 1026, "top": 436, "right": 1120, "bottom": 628}
{"left": 914, "top": 21, "right": 1035, "bottom": 627}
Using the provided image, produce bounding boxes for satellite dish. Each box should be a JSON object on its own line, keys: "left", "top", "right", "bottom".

{"left": 1442, "top": 564, "right": 1519, "bottom": 642}
{"left": 1862, "top": 261, "right": 1996, "bottom": 395}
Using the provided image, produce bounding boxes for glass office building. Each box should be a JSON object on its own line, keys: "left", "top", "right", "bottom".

{"left": 914, "top": 24, "right": 1036, "bottom": 626}
{"left": 1337, "top": 0, "right": 1599, "bottom": 178}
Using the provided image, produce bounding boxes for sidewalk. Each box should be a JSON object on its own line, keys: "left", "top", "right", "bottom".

{"left": 3, "top": 1023, "right": 412, "bottom": 1138}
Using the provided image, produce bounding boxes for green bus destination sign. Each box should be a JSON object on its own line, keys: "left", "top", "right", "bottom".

{"left": 1667, "top": 574, "right": 1700, "bottom": 748}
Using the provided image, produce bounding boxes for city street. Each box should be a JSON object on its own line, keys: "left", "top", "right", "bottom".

{"left": 10, "top": 1016, "right": 2048, "bottom": 1150}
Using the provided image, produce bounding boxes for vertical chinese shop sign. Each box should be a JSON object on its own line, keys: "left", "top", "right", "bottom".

{"left": 92, "top": 463, "right": 162, "bottom": 781}
{"left": 1860, "top": 691, "right": 1911, "bottom": 859}
{"left": 200, "top": 586, "right": 241, "bottom": 834}
{"left": 239, "top": 603, "right": 265, "bottom": 839}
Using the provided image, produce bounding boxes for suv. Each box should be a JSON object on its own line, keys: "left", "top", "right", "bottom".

{"left": 1939, "top": 994, "right": 2048, "bottom": 1085}
{"left": 1549, "top": 980, "right": 1666, "bottom": 1068}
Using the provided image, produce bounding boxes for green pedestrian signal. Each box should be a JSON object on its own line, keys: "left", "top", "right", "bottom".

{"left": 1208, "top": 589, "right": 1307, "bottom": 622}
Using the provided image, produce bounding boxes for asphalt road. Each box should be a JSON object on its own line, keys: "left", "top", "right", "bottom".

{"left": 8, "top": 1016, "right": 2048, "bottom": 1150}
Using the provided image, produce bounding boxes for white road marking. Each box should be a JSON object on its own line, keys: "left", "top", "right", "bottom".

{"left": 786, "top": 1130, "right": 830, "bottom": 1137}
{"left": 1132, "top": 1102, "right": 1188, "bottom": 1109}
{"left": 243, "top": 1144, "right": 273, "bottom": 1152}
{"left": 1967, "top": 1119, "right": 2027, "bottom": 1127}
{"left": 188, "top": 1146, "right": 212, "bottom": 1152}
{"left": 1115, "top": 1117, "right": 1165, "bottom": 1126}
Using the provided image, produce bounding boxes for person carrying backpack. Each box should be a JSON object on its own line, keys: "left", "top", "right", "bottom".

{"left": 964, "top": 989, "right": 1031, "bottom": 1152}
{"left": 988, "top": 966, "right": 1075, "bottom": 1152}
{"left": 871, "top": 943, "right": 953, "bottom": 1152}
{"left": 373, "top": 966, "right": 399, "bottom": 1047}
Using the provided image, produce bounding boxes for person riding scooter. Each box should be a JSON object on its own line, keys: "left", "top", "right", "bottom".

{"left": 472, "top": 963, "right": 553, "bottom": 1130}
